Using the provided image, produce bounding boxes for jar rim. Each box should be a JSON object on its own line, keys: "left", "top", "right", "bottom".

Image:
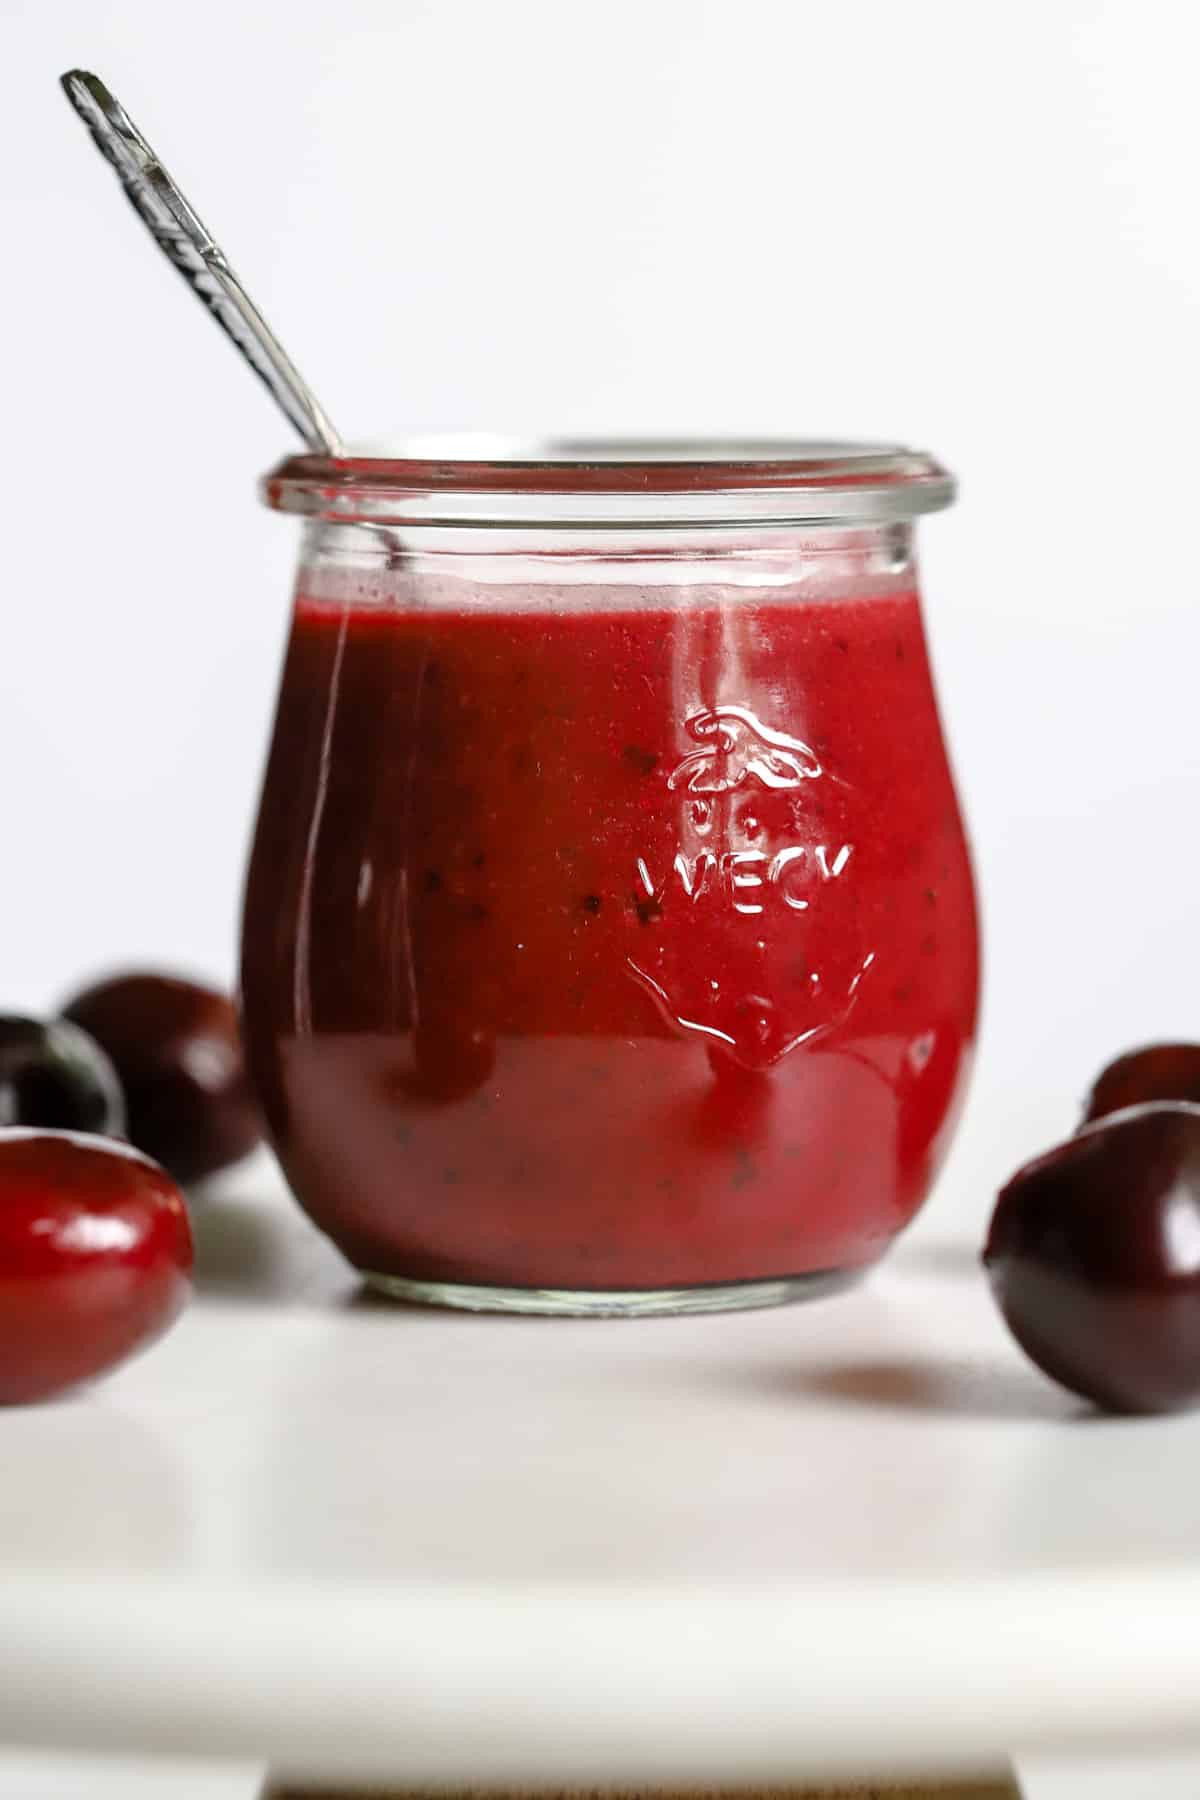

{"left": 262, "top": 437, "right": 955, "bottom": 529}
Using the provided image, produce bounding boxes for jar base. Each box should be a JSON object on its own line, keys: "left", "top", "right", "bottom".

{"left": 360, "top": 1265, "right": 868, "bottom": 1317}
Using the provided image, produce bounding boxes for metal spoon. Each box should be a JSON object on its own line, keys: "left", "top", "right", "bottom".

{"left": 59, "top": 69, "right": 343, "bottom": 457}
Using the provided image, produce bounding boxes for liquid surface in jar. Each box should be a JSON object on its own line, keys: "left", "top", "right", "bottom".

{"left": 241, "top": 572, "right": 978, "bottom": 1290}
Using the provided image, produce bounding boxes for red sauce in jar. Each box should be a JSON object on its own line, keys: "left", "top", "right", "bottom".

{"left": 241, "top": 575, "right": 977, "bottom": 1297}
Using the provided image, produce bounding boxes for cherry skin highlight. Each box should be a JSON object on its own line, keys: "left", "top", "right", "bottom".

{"left": 0, "top": 1130, "right": 192, "bottom": 1404}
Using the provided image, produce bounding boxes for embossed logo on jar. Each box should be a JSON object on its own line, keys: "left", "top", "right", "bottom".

{"left": 666, "top": 705, "right": 822, "bottom": 795}
{"left": 623, "top": 702, "right": 870, "bottom": 1068}
{"left": 635, "top": 842, "right": 853, "bottom": 917}
{"left": 640, "top": 706, "right": 852, "bottom": 917}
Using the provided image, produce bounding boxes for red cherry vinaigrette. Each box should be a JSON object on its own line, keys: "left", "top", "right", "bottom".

{"left": 243, "top": 442, "right": 978, "bottom": 1312}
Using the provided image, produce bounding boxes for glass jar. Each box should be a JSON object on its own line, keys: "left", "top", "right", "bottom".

{"left": 243, "top": 441, "right": 978, "bottom": 1314}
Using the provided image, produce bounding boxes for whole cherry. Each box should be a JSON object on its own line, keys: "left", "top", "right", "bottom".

{"left": 62, "top": 973, "right": 260, "bottom": 1184}
{"left": 0, "top": 1130, "right": 192, "bottom": 1404}
{"left": 985, "top": 1102, "right": 1200, "bottom": 1413}
{"left": 0, "top": 1015, "right": 125, "bottom": 1138}
{"left": 1083, "top": 1042, "right": 1200, "bottom": 1125}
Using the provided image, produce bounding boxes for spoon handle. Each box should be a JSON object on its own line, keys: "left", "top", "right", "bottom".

{"left": 60, "top": 70, "right": 343, "bottom": 456}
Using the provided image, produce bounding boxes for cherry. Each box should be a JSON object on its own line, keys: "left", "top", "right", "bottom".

{"left": 1083, "top": 1042, "right": 1200, "bottom": 1125}
{"left": 985, "top": 1103, "right": 1200, "bottom": 1413}
{"left": 0, "top": 1016, "right": 125, "bottom": 1137}
{"left": 62, "top": 973, "right": 260, "bottom": 1184}
{"left": 0, "top": 1130, "right": 191, "bottom": 1404}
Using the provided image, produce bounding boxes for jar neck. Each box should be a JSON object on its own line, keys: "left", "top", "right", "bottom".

{"left": 296, "top": 518, "right": 918, "bottom": 604}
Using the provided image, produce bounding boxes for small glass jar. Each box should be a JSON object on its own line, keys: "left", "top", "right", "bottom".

{"left": 242, "top": 442, "right": 978, "bottom": 1314}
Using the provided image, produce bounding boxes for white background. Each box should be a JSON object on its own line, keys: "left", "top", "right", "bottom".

{"left": 3, "top": 0, "right": 1199, "bottom": 1239}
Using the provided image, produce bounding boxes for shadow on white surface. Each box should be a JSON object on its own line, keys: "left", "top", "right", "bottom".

{"left": 190, "top": 1195, "right": 292, "bottom": 1299}
{"left": 756, "top": 1354, "right": 1088, "bottom": 1424}
{"left": 188, "top": 1184, "right": 355, "bottom": 1309}
{"left": 899, "top": 1241, "right": 987, "bottom": 1282}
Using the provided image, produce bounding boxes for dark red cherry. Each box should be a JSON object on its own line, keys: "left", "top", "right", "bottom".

{"left": 0, "top": 1130, "right": 191, "bottom": 1404}
{"left": 985, "top": 1104, "right": 1200, "bottom": 1413}
{"left": 62, "top": 973, "right": 260, "bottom": 1184}
{"left": 0, "top": 1016, "right": 125, "bottom": 1137}
{"left": 1083, "top": 1043, "right": 1200, "bottom": 1124}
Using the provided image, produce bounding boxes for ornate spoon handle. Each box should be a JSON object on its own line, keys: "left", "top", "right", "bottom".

{"left": 60, "top": 69, "right": 343, "bottom": 456}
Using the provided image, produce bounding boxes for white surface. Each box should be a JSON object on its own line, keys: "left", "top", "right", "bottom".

{"left": 7, "top": 1748, "right": 1200, "bottom": 1800}
{"left": 0, "top": 1751, "right": 263, "bottom": 1800}
{"left": 8, "top": 1752, "right": 1200, "bottom": 1800}
{"left": 0, "top": 1162, "right": 1198, "bottom": 1784}
{"left": 1015, "top": 1752, "right": 1200, "bottom": 1800}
